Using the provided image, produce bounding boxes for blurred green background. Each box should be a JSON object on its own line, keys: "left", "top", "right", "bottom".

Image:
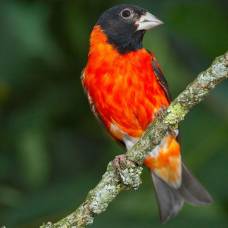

{"left": 0, "top": 0, "right": 227, "bottom": 227}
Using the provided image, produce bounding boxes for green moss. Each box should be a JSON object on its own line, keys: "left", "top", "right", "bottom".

{"left": 165, "top": 103, "right": 188, "bottom": 126}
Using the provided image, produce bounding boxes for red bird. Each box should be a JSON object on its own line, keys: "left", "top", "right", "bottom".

{"left": 82, "top": 4, "right": 213, "bottom": 222}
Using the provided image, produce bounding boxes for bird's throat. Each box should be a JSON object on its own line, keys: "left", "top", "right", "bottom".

{"left": 90, "top": 26, "right": 144, "bottom": 55}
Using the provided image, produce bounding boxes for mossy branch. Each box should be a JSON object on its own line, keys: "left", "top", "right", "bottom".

{"left": 41, "top": 52, "right": 228, "bottom": 228}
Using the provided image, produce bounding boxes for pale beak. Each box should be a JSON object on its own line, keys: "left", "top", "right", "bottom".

{"left": 136, "top": 12, "right": 163, "bottom": 31}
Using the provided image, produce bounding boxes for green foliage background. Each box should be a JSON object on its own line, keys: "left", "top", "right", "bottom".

{"left": 0, "top": 0, "right": 227, "bottom": 227}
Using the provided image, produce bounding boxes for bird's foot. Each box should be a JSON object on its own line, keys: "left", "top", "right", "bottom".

{"left": 113, "top": 154, "right": 131, "bottom": 170}
{"left": 154, "top": 106, "right": 167, "bottom": 120}
{"left": 112, "top": 154, "right": 143, "bottom": 190}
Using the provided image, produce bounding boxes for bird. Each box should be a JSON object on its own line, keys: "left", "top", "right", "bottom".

{"left": 81, "top": 4, "right": 213, "bottom": 223}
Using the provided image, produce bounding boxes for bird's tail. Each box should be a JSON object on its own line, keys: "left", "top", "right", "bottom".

{"left": 151, "top": 163, "right": 213, "bottom": 223}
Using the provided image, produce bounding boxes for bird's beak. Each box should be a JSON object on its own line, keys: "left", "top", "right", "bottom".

{"left": 136, "top": 12, "right": 163, "bottom": 31}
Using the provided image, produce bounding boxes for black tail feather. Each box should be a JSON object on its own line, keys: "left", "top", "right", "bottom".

{"left": 152, "top": 163, "right": 213, "bottom": 223}
{"left": 152, "top": 173, "right": 184, "bottom": 223}
{"left": 179, "top": 164, "right": 213, "bottom": 205}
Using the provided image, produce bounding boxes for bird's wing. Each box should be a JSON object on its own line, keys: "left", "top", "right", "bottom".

{"left": 151, "top": 54, "right": 172, "bottom": 102}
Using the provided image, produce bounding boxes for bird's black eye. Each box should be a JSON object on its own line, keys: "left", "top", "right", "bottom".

{"left": 120, "top": 8, "right": 133, "bottom": 19}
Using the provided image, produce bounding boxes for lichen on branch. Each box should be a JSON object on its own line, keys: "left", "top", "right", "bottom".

{"left": 41, "top": 52, "right": 228, "bottom": 228}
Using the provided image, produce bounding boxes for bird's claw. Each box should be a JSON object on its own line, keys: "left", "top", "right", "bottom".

{"left": 112, "top": 154, "right": 143, "bottom": 189}
{"left": 154, "top": 106, "right": 167, "bottom": 120}
{"left": 113, "top": 154, "right": 132, "bottom": 170}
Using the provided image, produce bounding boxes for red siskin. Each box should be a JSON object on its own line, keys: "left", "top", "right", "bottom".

{"left": 81, "top": 4, "right": 213, "bottom": 223}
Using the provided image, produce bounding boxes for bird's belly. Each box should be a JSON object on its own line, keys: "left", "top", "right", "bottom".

{"left": 96, "top": 83, "right": 168, "bottom": 139}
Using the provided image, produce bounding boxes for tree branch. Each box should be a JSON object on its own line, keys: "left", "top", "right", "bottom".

{"left": 41, "top": 52, "right": 228, "bottom": 228}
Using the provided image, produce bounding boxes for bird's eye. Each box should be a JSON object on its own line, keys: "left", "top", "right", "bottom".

{"left": 120, "top": 8, "right": 133, "bottom": 19}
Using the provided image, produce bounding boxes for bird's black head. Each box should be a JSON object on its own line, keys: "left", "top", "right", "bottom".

{"left": 96, "top": 4, "right": 163, "bottom": 54}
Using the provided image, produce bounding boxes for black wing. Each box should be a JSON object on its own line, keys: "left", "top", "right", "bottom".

{"left": 151, "top": 55, "right": 172, "bottom": 102}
